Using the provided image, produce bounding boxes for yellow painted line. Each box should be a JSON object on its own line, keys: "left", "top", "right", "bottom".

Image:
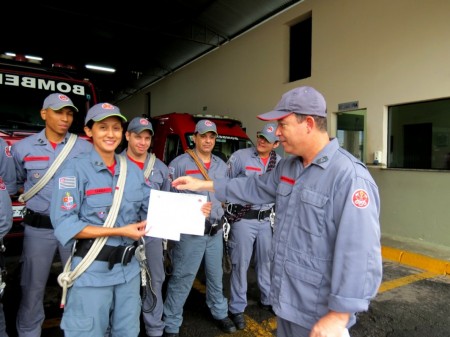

{"left": 382, "top": 246, "right": 450, "bottom": 275}
{"left": 378, "top": 271, "right": 437, "bottom": 293}
{"left": 218, "top": 315, "right": 276, "bottom": 337}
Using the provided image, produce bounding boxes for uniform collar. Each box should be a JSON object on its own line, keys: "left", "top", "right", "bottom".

{"left": 89, "top": 150, "right": 122, "bottom": 175}
{"left": 310, "top": 138, "right": 339, "bottom": 169}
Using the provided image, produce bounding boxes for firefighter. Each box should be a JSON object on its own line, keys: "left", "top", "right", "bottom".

{"left": 11, "top": 93, "right": 92, "bottom": 337}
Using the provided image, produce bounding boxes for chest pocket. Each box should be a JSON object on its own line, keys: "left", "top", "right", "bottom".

{"left": 124, "top": 188, "right": 144, "bottom": 203}
{"left": 298, "top": 189, "right": 328, "bottom": 236}
{"left": 24, "top": 160, "right": 49, "bottom": 183}
{"left": 149, "top": 172, "right": 163, "bottom": 189}
{"left": 86, "top": 193, "right": 112, "bottom": 208}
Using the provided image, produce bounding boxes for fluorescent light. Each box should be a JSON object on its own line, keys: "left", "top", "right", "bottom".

{"left": 86, "top": 64, "right": 116, "bottom": 73}
{"left": 25, "top": 55, "right": 43, "bottom": 61}
{"left": 5, "top": 52, "right": 16, "bottom": 57}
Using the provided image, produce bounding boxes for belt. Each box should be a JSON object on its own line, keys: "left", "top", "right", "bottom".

{"left": 204, "top": 219, "right": 223, "bottom": 236}
{"left": 74, "top": 239, "right": 138, "bottom": 270}
{"left": 241, "top": 209, "right": 273, "bottom": 221}
{"left": 23, "top": 209, "right": 53, "bottom": 229}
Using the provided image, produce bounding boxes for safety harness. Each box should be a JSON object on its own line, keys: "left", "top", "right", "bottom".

{"left": 18, "top": 134, "right": 77, "bottom": 203}
{"left": 186, "top": 149, "right": 232, "bottom": 273}
{"left": 57, "top": 155, "right": 127, "bottom": 308}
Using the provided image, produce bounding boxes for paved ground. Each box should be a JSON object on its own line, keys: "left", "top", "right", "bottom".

{"left": 3, "top": 243, "right": 450, "bottom": 337}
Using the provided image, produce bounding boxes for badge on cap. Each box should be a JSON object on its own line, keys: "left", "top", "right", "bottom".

{"left": 101, "top": 103, "right": 115, "bottom": 110}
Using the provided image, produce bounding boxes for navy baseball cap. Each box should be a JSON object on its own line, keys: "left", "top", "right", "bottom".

{"left": 258, "top": 86, "right": 326, "bottom": 121}
{"left": 257, "top": 123, "right": 279, "bottom": 143}
{"left": 194, "top": 119, "right": 218, "bottom": 136}
{"left": 85, "top": 103, "right": 127, "bottom": 125}
{"left": 127, "top": 117, "right": 154, "bottom": 135}
{"left": 42, "top": 93, "right": 78, "bottom": 112}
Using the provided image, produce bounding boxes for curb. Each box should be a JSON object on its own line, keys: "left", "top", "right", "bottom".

{"left": 382, "top": 246, "right": 450, "bottom": 275}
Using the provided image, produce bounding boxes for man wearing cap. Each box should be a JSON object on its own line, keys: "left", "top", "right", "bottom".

{"left": 122, "top": 116, "right": 171, "bottom": 337}
{"left": 11, "top": 93, "right": 93, "bottom": 337}
{"left": 224, "top": 122, "right": 281, "bottom": 330}
{"left": 171, "top": 86, "right": 382, "bottom": 337}
{"left": 163, "top": 120, "right": 236, "bottom": 336}
{"left": 50, "top": 103, "right": 149, "bottom": 337}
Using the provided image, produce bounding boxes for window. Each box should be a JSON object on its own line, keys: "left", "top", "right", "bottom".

{"left": 388, "top": 98, "right": 450, "bottom": 170}
{"left": 289, "top": 16, "right": 312, "bottom": 82}
{"left": 336, "top": 110, "right": 366, "bottom": 162}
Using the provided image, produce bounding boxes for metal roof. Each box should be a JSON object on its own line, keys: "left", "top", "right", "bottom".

{"left": 2, "top": 1, "right": 303, "bottom": 103}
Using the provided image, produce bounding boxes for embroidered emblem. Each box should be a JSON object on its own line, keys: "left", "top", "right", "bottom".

{"left": 352, "top": 189, "right": 369, "bottom": 208}
{"left": 59, "top": 176, "right": 76, "bottom": 189}
{"left": 4, "top": 146, "right": 12, "bottom": 157}
{"left": 61, "top": 192, "right": 76, "bottom": 210}
{"left": 0, "top": 178, "right": 5, "bottom": 190}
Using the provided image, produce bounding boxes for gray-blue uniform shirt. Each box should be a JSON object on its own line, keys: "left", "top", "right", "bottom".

{"left": 169, "top": 151, "right": 227, "bottom": 223}
{"left": 214, "top": 138, "right": 382, "bottom": 329}
{"left": 227, "top": 147, "right": 281, "bottom": 211}
{"left": 50, "top": 150, "right": 150, "bottom": 286}
{"left": 0, "top": 184, "right": 12, "bottom": 239}
{"left": 0, "top": 137, "right": 17, "bottom": 195}
{"left": 12, "top": 130, "right": 92, "bottom": 215}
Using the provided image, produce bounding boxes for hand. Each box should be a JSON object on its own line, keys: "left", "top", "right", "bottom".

{"left": 172, "top": 176, "right": 214, "bottom": 192}
{"left": 201, "top": 201, "right": 212, "bottom": 217}
{"left": 309, "top": 311, "right": 350, "bottom": 337}
{"left": 125, "top": 220, "right": 147, "bottom": 241}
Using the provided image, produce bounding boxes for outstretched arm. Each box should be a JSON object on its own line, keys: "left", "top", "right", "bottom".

{"left": 172, "top": 176, "right": 215, "bottom": 192}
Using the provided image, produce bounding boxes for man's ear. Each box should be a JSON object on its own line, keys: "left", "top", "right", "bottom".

{"left": 273, "top": 141, "right": 280, "bottom": 149}
{"left": 40, "top": 109, "right": 47, "bottom": 121}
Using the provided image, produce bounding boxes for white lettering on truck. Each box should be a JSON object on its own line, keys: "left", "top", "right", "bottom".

{"left": 0, "top": 72, "right": 85, "bottom": 96}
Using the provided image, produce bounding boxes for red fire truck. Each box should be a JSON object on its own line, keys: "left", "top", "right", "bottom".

{"left": 150, "top": 112, "right": 253, "bottom": 165}
{"left": 0, "top": 56, "right": 98, "bottom": 254}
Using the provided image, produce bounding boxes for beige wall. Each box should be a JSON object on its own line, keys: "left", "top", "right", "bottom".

{"left": 118, "top": 0, "right": 450, "bottom": 247}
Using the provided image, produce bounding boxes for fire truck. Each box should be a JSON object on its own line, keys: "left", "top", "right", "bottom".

{"left": 0, "top": 55, "right": 98, "bottom": 254}
{"left": 150, "top": 112, "right": 253, "bottom": 165}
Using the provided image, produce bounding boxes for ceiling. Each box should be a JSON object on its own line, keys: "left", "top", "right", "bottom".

{"left": 2, "top": 0, "right": 302, "bottom": 104}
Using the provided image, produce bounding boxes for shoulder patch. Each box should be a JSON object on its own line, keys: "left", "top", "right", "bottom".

{"left": 352, "top": 189, "right": 369, "bottom": 208}
{"left": 59, "top": 176, "right": 77, "bottom": 189}
{"left": 61, "top": 192, "right": 76, "bottom": 210}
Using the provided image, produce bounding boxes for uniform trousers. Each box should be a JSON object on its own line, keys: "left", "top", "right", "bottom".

{"left": 16, "top": 225, "right": 72, "bottom": 337}
{"left": 0, "top": 302, "right": 7, "bottom": 337}
{"left": 61, "top": 274, "right": 140, "bottom": 337}
{"left": 228, "top": 217, "right": 272, "bottom": 314}
{"left": 163, "top": 232, "right": 228, "bottom": 334}
{"left": 142, "top": 237, "right": 165, "bottom": 336}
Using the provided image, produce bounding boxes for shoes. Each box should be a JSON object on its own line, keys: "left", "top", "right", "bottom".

{"left": 164, "top": 333, "right": 179, "bottom": 337}
{"left": 230, "top": 312, "right": 246, "bottom": 330}
{"left": 214, "top": 316, "right": 237, "bottom": 333}
{"left": 258, "top": 301, "right": 275, "bottom": 314}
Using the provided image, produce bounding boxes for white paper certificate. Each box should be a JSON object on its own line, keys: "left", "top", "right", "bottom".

{"left": 146, "top": 189, "right": 207, "bottom": 240}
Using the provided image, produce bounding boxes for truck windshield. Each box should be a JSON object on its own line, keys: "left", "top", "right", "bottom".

{"left": 0, "top": 67, "right": 96, "bottom": 134}
{"left": 186, "top": 133, "right": 253, "bottom": 162}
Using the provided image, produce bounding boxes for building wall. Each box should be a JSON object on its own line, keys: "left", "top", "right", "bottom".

{"left": 119, "top": 0, "right": 450, "bottom": 247}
